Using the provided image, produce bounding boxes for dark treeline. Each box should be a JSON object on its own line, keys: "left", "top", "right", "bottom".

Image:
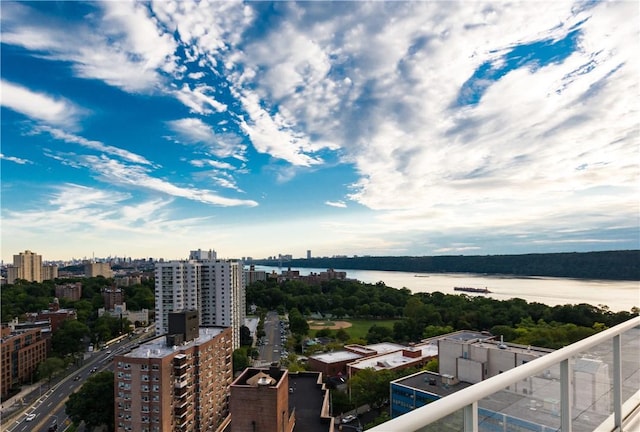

{"left": 248, "top": 278, "right": 638, "bottom": 349}
{"left": 253, "top": 250, "right": 640, "bottom": 280}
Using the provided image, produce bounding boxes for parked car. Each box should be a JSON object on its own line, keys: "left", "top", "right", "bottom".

{"left": 342, "top": 414, "right": 357, "bottom": 424}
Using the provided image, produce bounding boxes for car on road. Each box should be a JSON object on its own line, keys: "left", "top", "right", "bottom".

{"left": 74, "top": 375, "right": 81, "bottom": 381}
{"left": 26, "top": 413, "right": 36, "bottom": 422}
{"left": 342, "top": 414, "right": 357, "bottom": 424}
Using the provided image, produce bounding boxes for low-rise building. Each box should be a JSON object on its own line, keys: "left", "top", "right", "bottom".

{"left": 98, "top": 303, "right": 149, "bottom": 327}
{"left": 230, "top": 365, "right": 332, "bottom": 432}
{"left": 28, "top": 298, "right": 77, "bottom": 333}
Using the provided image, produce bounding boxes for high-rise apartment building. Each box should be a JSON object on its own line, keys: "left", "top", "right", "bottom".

{"left": 84, "top": 261, "right": 113, "bottom": 278}
{"left": 154, "top": 254, "right": 245, "bottom": 349}
{"left": 42, "top": 264, "right": 59, "bottom": 281}
{"left": 6, "top": 250, "right": 43, "bottom": 283}
{"left": 114, "top": 312, "right": 233, "bottom": 432}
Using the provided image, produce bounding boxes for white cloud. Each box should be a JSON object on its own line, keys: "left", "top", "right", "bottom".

{"left": 190, "top": 159, "right": 237, "bottom": 170}
{"left": 166, "top": 118, "right": 245, "bottom": 160}
{"left": 173, "top": 84, "right": 227, "bottom": 114}
{"left": 0, "top": 80, "right": 85, "bottom": 129}
{"left": 0, "top": 183, "right": 222, "bottom": 258}
{"left": 0, "top": 153, "right": 32, "bottom": 165}
{"left": 33, "top": 126, "right": 153, "bottom": 166}
{"left": 325, "top": 201, "right": 347, "bottom": 208}
{"left": 0, "top": 153, "right": 33, "bottom": 165}
{"left": 71, "top": 154, "right": 257, "bottom": 207}
{"left": 0, "top": 2, "right": 173, "bottom": 93}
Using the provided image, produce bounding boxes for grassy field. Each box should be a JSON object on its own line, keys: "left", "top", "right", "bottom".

{"left": 309, "top": 319, "right": 399, "bottom": 340}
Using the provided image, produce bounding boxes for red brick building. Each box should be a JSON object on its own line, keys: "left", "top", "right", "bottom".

{"left": 0, "top": 326, "right": 47, "bottom": 399}
{"left": 55, "top": 282, "right": 82, "bottom": 301}
{"left": 114, "top": 313, "right": 232, "bottom": 432}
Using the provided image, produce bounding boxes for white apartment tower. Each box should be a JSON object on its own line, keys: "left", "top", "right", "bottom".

{"left": 154, "top": 253, "right": 245, "bottom": 349}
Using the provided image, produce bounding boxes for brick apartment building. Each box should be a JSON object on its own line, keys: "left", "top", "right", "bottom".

{"left": 55, "top": 282, "right": 83, "bottom": 302}
{"left": 0, "top": 326, "right": 47, "bottom": 399}
{"left": 114, "top": 311, "right": 233, "bottom": 432}
{"left": 230, "top": 366, "right": 333, "bottom": 432}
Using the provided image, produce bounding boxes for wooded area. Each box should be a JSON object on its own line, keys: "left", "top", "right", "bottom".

{"left": 247, "top": 277, "right": 638, "bottom": 349}
{"left": 252, "top": 249, "right": 640, "bottom": 280}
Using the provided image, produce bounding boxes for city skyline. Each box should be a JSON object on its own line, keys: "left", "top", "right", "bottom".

{"left": 1, "top": 1, "right": 638, "bottom": 262}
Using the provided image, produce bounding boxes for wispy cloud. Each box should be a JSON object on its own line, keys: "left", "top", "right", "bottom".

{"left": 173, "top": 84, "right": 227, "bottom": 114}
{"left": 65, "top": 154, "right": 257, "bottom": 207}
{"left": 33, "top": 126, "right": 154, "bottom": 166}
{"left": 0, "top": 80, "right": 85, "bottom": 129}
{"left": 0, "top": 153, "right": 32, "bottom": 165}
{"left": 325, "top": 200, "right": 347, "bottom": 208}
{"left": 166, "top": 118, "right": 246, "bottom": 160}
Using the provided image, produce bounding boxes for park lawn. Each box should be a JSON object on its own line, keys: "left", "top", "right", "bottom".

{"left": 308, "top": 319, "right": 400, "bottom": 340}
{"left": 346, "top": 319, "right": 399, "bottom": 339}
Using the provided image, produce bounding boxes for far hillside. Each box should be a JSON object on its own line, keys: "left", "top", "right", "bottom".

{"left": 252, "top": 250, "right": 640, "bottom": 281}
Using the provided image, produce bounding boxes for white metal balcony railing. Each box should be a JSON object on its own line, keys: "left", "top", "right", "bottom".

{"left": 369, "top": 316, "right": 640, "bottom": 432}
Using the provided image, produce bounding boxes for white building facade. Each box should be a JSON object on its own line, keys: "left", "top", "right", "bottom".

{"left": 154, "top": 255, "right": 245, "bottom": 349}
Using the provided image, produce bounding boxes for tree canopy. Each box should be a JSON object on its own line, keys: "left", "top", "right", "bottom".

{"left": 66, "top": 371, "right": 115, "bottom": 432}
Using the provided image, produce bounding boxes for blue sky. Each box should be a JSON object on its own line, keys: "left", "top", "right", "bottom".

{"left": 1, "top": 1, "right": 638, "bottom": 262}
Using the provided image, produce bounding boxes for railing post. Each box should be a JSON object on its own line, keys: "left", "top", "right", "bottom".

{"left": 463, "top": 402, "right": 478, "bottom": 432}
{"left": 613, "top": 334, "right": 622, "bottom": 430}
{"left": 560, "top": 359, "right": 572, "bottom": 432}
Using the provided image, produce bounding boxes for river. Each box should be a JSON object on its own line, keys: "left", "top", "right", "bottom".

{"left": 252, "top": 265, "right": 639, "bottom": 313}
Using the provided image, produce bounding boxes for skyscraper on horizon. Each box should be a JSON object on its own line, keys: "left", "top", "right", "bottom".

{"left": 154, "top": 252, "right": 245, "bottom": 349}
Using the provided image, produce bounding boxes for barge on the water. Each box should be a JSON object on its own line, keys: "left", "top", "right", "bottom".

{"left": 453, "top": 286, "right": 491, "bottom": 294}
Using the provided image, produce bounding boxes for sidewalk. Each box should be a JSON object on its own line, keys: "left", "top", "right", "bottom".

{"left": 0, "top": 381, "right": 45, "bottom": 424}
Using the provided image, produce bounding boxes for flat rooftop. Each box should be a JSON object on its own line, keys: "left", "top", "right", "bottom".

{"left": 124, "top": 327, "right": 226, "bottom": 359}
{"left": 393, "top": 371, "right": 472, "bottom": 398}
{"left": 310, "top": 350, "right": 362, "bottom": 363}
{"left": 350, "top": 344, "right": 438, "bottom": 372}
{"left": 289, "top": 372, "right": 332, "bottom": 432}
{"left": 366, "top": 342, "right": 406, "bottom": 354}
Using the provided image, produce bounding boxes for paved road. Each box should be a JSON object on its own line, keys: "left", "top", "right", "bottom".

{"left": 2, "top": 333, "right": 151, "bottom": 432}
{"left": 256, "top": 311, "right": 285, "bottom": 366}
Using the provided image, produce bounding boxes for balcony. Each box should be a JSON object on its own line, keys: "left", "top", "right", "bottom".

{"left": 369, "top": 316, "right": 640, "bottom": 432}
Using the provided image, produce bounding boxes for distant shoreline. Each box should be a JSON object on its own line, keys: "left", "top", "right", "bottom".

{"left": 249, "top": 250, "right": 640, "bottom": 281}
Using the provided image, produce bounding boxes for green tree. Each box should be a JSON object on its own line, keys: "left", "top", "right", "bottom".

{"left": 366, "top": 325, "right": 394, "bottom": 343}
{"left": 335, "top": 328, "right": 350, "bottom": 342}
{"left": 37, "top": 357, "right": 66, "bottom": 385}
{"left": 52, "top": 320, "right": 90, "bottom": 357}
{"left": 424, "top": 358, "right": 439, "bottom": 372}
{"left": 288, "top": 308, "right": 309, "bottom": 336}
{"left": 66, "top": 371, "right": 115, "bottom": 432}
{"left": 240, "top": 325, "right": 253, "bottom": 347}
{"left": 349, "top": 368, "right": 393, "bottom": 410}
{"left": 232, "top": 348, "right": 250, "bottom": 373}
{"left": 423, "top": 325, "right": 454, "bottom": 339}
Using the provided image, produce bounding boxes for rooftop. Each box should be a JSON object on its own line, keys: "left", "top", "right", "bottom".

{"left": 124, "top": 326, "right": 226, "bottom": 359}
{"left": 310, "top": 350, "right": 362, "bottom": 364}
{"left": 350, "top": 342, "right": 438, "bottom": 372}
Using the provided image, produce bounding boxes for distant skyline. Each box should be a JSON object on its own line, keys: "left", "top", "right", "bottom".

{"left": 1, "top": 1, "right": 638, "bottom": 262}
